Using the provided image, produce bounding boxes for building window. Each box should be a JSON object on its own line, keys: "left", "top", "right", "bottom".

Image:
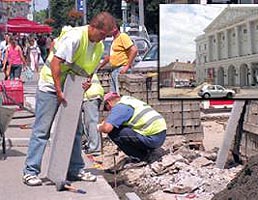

{"left": 222, "top": 36, "right": 225, "bottom": 40}
{"left": 232, "top": 33, "right": 235, "bottom": 37}
{"left": 243, "top": 29, "right": 247, "bottom": 34}
{"left": 214, "top": 39, "right": 216, "bottom": 43}
{"left": 256, "top": 25, "right": 258, "bottom": 30}
{"left": 204, "top": 44, "right": 207, "bottom": 50}
{"left": 199, "top": 45, "right": 201, "bottom": 51}
{"left": 204, "top": 56, "right": 207, "bottom": 63}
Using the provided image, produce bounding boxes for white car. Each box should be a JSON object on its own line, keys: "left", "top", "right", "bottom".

{"left": 132, "top": 43, "right": 157, "bottom": 72}
{"left": 198, "top": 85, "right": 236, "bottom": 99}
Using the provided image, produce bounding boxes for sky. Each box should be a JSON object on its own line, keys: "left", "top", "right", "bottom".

{"left": 160, "top": 4, "right": 227, "bottom": 66}
{"left": 34, "top": 0, "right": 49, "bottom": 11}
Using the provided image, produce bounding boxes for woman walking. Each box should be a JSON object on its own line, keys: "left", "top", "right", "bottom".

{"left": 3, "top": 36, "right": 26, "bottom": 80}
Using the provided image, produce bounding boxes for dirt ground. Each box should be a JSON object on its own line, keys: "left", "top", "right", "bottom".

{"left": 212, "top": 154, "right": 258, "bottom": 200}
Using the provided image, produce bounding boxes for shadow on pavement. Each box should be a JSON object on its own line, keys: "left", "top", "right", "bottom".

{"left": 0, "top": 147, "right": 26, "bottom": 160}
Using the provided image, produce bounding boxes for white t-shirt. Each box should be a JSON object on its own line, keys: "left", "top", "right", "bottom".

{"left": 0, "top": 40, "right": 8, "bottom": 61}
{"left": 38, "top": 26, "right": 96, "bottom": 93}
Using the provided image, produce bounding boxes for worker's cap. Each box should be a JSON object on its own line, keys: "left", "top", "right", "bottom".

{"left": 103, "top": 92, "right": 120, "bottom": 111}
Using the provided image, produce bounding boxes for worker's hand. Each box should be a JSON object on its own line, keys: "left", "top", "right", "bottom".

{"left": 57, "top": 91, "right": 67, "bottom": 105}
{"left": 97, "top": 124, "right": 101, "bottom": 132}
{"left": 82, "top": 78, "right": 91, "bottom": 91}
{"left": 120, "top": 65, "right": 130, "bottom": 74}
{"left": 103, "top": 55, "right": 110, "bottom": 63}
{"left": 97, "top": 121, "right": 105, "bottom": 132}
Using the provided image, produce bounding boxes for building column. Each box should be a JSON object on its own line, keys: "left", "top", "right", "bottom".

{"left": 224, "top": 29, "right": 229, "bottom": 59}
{"left": 215, "top": 32, "right": 219, "bottom": 61}
{"left": 247, "top": 21, "right": 253, "bottom": 55}
{"left": 207, "top": 36, "right": 211, "bottom": 62}
{"left": 235, "top": 26, "right": 240, "bottom": 57}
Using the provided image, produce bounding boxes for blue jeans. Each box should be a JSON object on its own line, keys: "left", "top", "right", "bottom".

{"left": 81, "top": 99, "right": 101, "bottom": 153}
{"left": 23, "top": 90, "right": 84, "bottom": 176}
{"left": 108, "top": 127, "right": 166, "bottom": 161}
{"left": 110, "top": 67, "right": 122, "bottom": 94}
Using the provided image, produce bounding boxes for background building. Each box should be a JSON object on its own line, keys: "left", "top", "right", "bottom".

{"left": 195, "top": 6, "right": 258, "bottom": 88}
{"left": 0, "top": 1, "right": 31, "bottom": 24}
{"left": 160, "top": 60, "right": 196, "bottom": 87}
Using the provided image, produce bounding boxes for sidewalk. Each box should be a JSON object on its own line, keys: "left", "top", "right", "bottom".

{"left": 0, "top": 72, "right": 120, "bottom": 200}
{"left": 0, "top": 146, "right": 119, "bottom": 200}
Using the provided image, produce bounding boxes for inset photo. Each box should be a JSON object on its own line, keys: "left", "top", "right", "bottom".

{"left": 159, "top": 4, "right": 258, "bottom": 99}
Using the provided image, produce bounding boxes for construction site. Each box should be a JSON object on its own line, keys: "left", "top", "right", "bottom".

{"left": 1, "top": 71, "right": 258, "bottom": 200}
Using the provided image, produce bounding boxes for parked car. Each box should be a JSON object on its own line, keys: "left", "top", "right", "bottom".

{"left": 149, "top": 34, "right": 158, "bottom": 45}
{"left": 132, "top": 43, "right": 157, "bottom": 73}
{"left": 198, "top": 85, "right": 236, "bottom": 99}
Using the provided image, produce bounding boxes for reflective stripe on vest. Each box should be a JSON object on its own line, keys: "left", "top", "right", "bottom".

{"left": 83, "top": 74, "right": 104, "bottom": 100}
{"left": 40, "top": 25, "right": 104, "bottom": 85}
{"left": 118, "top": 96, "right": 167, "bottom": 136}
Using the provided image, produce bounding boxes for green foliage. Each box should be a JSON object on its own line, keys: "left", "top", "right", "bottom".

{"left": 34, "top": 10, "right": 47, "bottom": 24}
{"left": 87, "top": 0, "right": 121, "bottom": 22}
{"left": 49, "top": 0, "right": 74, "bottom": 36}
{"left": 144, "top": 0, "right": 165, "bottom": 34}
{"left": 47, "top": 0, "right": 161, "bottom": 36}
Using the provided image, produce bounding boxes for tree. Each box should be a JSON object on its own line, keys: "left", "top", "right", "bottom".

{"left": 34, "top": 10, "right": 48, "bottom": 24}
{"left": 144, "top": 0, "right": 164, "bottom": 34}
{"left": 67, "top": 8, "right": 83, "bottom": 26}
{"left": 49, "top": 0, "right": 74, "bottom": 36}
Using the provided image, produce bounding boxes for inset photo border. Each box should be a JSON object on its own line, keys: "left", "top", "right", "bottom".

{"left": 159, "top": 4, "right": 258, "bottom": 100}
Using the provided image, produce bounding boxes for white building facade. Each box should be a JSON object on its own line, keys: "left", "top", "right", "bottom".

{"left": 195, "top": 7, "right": 258, "bottom": 87}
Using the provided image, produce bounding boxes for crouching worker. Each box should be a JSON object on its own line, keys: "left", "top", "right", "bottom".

{"left": 97, "top": 92, "right": 167, "bottom": 167}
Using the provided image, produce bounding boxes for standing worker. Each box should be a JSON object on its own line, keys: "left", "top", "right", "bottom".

{"left": 22, "top": 12, "right": 115, "bottom": 186}
{"left": 97, "top": 92, "right": 167, "bottom": 167}
{"left": 99, "top": 22, "right": 138, "bottom": 94}
{"left": 82, "top": 73, "right": 104, "bottom": 155}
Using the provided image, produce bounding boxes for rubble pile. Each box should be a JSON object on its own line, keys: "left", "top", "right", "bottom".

{"left": 117, "top": 145, "right": 242, "bottom": 200}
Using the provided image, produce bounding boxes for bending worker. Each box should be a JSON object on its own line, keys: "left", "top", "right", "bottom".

{"left": 23, "top": 12, "right": 115, "bottom": 186}
{"left": 97, "top": 92, "right": 167, "bottom": 164}
{"left": 82, "top": 73, "right": 104, "bottom": 155}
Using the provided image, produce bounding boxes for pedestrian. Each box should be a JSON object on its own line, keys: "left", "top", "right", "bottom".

{"left": 97, "top": 92, "right": 167, "bottom": 168}
{"left": 2, "top": 35, "right": 26, "bottom": 80}
{"left": 0, "top": 33, "right": 9, "bottom": 71}
{"left": 26, "top": 37, "right": 41, "bottom": 73}
{"left": 45, "top": 34, "right": 53, "bottom": 58}
{"left": 99, "top": 22, "right": 138, "bottom": 94}
{"left": 81, "top": 74, "right": 104, "bottom": 155}
{"left": 22, "top": 11, "right": 115, "bottom": 186}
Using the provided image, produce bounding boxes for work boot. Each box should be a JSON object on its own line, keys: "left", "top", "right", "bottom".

{"left": 23, "top": 174, "right": 42, "bottom": 186}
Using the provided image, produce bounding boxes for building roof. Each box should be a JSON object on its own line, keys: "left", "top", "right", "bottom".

{"left": 204, "top": 6, "right": 258, "bottom": 33}
{"left": 160, "top": 61, "right": 195, "bottom": 73}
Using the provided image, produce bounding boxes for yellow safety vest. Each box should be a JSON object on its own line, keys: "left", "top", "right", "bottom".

{"left": 83, "top": 74, "right": 104, "bottom": 100}
{"left": 118, "top": 96, "right": 167, "bottom": 136}
{"left": 40, "top": 25, "right": 104, "bottom": 85}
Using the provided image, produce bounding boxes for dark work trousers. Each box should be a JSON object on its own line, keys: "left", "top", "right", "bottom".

{"left": 108, "top": 126, "right": 166, "bottom": 161}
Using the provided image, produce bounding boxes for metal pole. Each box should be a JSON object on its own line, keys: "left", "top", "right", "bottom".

{"left": 33, "top": 0, "right": 36, "bottom": 21}
{"left": 83, "top": 0, "right": 87, "bottom": 25}
{"left": 131, "top": 3, "right": 136, "bottom": 24}
{"left": 121, "top": 0, "right": 127, "bottom": 32}
{"left": 138, "top": 0, "right": 144, "bottom": 28}
{"left": 48, "top": 0, "right": 51, "bottom": 18}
